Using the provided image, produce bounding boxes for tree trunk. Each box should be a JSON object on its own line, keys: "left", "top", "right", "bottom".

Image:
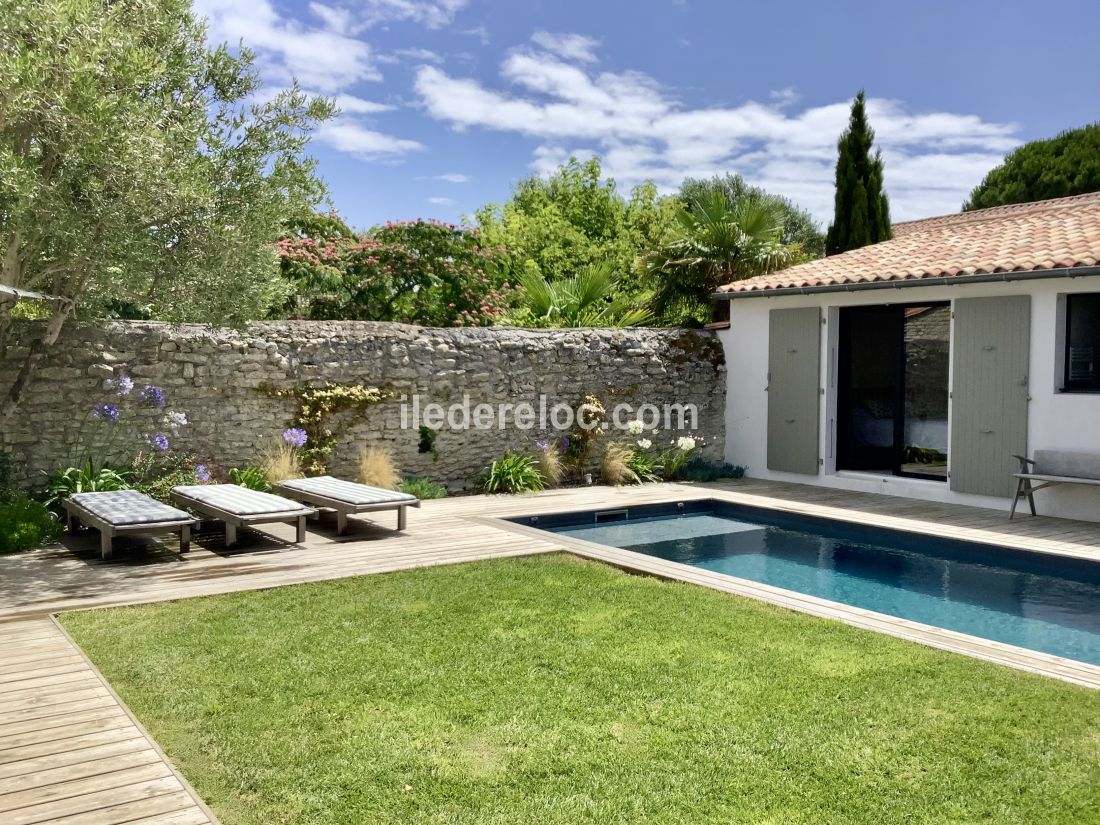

{"left": 0, "top": 299, "right": 73, "bottom": 425}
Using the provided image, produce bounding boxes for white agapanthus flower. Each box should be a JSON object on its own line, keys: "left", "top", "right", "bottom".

{"left": 676, "top": 436, "right": 697, "bottom": 452}
{"left": 163, "top": 411, "right": 189, "bottom": 430}
{"left": 626, "top": 420, "right": 644, "bottom": 435}
{"left": 637, "top": 438, "right": 652, "bottom": 450}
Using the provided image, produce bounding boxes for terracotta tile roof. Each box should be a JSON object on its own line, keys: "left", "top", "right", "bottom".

{"left": 717, "top": 192, "right": 1100, "bottom": 295}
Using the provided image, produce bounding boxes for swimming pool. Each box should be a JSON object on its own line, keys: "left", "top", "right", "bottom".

{"left": 509, "top": 500, "right": 1100, "bottom": 666}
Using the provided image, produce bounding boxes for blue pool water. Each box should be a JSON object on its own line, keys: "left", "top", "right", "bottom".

{"left": 531, "top": 502, "right": 1100, "bottom": 665}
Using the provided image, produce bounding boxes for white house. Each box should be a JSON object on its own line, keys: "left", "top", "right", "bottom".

{"left": 713, "top": 192, "right": 1100, "bottom": 521}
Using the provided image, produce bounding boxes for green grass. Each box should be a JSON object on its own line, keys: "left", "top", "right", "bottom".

{"left": 61, "top": 555, "right": 1100, "bottom": 825}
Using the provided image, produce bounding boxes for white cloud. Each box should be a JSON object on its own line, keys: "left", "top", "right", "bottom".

{"left": 417, "top": 173, "right": 472, "bottom": 182}
{"left": 459, "top": 26, "right": 490, "bottom": 45}
{"left": 414, "top": 50, "right": 1020, "bottom": 222}
{"left": 356, "top": 0, "right": 467, "bottom": 28}
{"left": 308, "top": 2, "right": 354, "bottom": 31}
{"left": 195, "top": 0, "right": 380, "bottom": 92}
{"left": 427, "top": 196, "right": 456, "bottom": 205}
{"left": 530, "top": 31, "right": 601, "bottom": 63}
{"left": 316, "top": 121, "right": 425, "bottom": 161}
{"left": 328, "top": 93, "right": 395, "bottom": 114}
{"left": 769, "top": 86, "right": 800, "bottom": 108}
{"left": 196, "top": 0, "right": 426, "bottom": 163}
{"left": 382, "top": 47, "right": 445, "bottom": 64}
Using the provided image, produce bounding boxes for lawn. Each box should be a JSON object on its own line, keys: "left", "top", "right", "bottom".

{"left": 62, "top": 554, "right": 1100, "bottom": 825}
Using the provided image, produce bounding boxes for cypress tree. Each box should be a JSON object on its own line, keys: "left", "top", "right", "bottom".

{"left": 826, "top": 91, "right": 892, "bottom": 255}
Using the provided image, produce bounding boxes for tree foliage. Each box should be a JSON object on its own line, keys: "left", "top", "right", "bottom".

{"left": 963, "top": 123, "right": 1100, "bottom": 211}
{"left": 277, "top": 217, "right": 512, "bottom": 327}
{"left": 473, "top": 157, "right": 678, "bottom": 296}
{"left": 0, "top": 0, "right": 332, "bottom": 420}
{"left": 679, "top": 175, "right": 825, "bottom": 258}
{"left": 509, "top": 262, "right": 653, "bottom": 328}
{"left": 638, "top": 191, "right": 802, "bottom": 326}
{"left": 826, "top": 91, "right": 892, "bottom": 255}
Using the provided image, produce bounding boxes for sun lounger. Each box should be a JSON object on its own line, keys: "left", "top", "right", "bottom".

{"left": 170, "top": 484, "right": 316, "bottom": 546}
{"left": 273, "top": 476, "right": 420, "bottom": 534}
{"left": 64, "top": 490, "right": 197, "bottom": 560}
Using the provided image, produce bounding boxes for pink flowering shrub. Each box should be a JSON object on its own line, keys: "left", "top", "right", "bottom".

{"left": 277, "top": 213, "right": 513, "bottom": 327}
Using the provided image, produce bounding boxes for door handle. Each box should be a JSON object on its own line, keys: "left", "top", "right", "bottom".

{"left": 980, "top": 429, "right": 994, "bottom": 434}
{"left": 786, "top": 419, "right": 796, "bottom": 424}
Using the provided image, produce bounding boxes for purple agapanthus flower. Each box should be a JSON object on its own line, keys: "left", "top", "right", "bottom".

{"left": 282, "top": 427, "right": 308, "bottom": 447}
{"left": 147, "top": 433, "right": 169, "bottom": 451}
{"left": 194, "top": 464, "right": 211, "bottom": 482}
{"left": 92, "top": 403, "right": 120, "bottom": 424}
{"left": 560, "top": 436, "right": 570, "bottom": 452}
{"left": 535, "top": 439, "right": 550, "bottom": 451}
{"left": 141, "top": 385, "right": 166, "bottom": 408}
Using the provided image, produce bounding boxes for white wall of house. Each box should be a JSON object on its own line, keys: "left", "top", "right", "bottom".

{"left": 719, "top": 274, "right": 1100, "bottom": 521}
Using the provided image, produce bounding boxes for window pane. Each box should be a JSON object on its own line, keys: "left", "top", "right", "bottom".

{"left": 1067, "top": 294, "right": 1100, "bottom": 389}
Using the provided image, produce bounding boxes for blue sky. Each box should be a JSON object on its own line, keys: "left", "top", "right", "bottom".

{"left": 196, "top": 0, "right": 1099, "bottom": 230}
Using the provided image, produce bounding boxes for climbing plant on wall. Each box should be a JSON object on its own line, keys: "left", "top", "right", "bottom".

{"left": 261, "top": 383, "right": 391, "bottom": 475}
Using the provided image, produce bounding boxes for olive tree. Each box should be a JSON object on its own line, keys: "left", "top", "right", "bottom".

{"left": 0, "top": 0, "right": 333, "bottom": 421}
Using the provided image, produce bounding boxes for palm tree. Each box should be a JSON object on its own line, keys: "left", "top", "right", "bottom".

{"left": 637, "top": 191, "right": 801, "bottom": 325}
{"left": 512, "top": 261, "right": 653, "bottom": 328}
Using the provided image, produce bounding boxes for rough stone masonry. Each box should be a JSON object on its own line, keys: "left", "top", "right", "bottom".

{"left": 0, "top": 321, "right": 726, "bottom": 489}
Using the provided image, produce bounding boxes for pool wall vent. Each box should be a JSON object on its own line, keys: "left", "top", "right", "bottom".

{"left": 594, "top": 509, "right": 629, "bottom": 524}
{"left": 677, "top": 502, "right": 685, "bottom": 515}
{"left": 529, "top": 516, "right": 539, "bottom": 526}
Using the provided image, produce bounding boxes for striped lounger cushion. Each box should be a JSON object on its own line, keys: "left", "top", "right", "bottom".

{"left": 70, "top": 491, "right": 192, "bottom": 526}
{"left": 173, "top": 484, "right": 311, "bottom": 516}
{"left": 276, "top": 476, "right": 417, "bottom": 506}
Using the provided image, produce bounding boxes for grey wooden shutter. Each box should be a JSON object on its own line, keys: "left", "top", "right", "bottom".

{"left": 949, "top": 296, "right": 1030, "bottom": 497}
{"left": 767, "top": 307, "right": 821, "bottom": 474}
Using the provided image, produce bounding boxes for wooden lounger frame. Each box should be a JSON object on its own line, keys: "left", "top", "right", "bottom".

{"left": 169, "top": 489, "right": 316, "bottom": 547}
{"left": 272, "top": 482, "right": 420, "bottom": 534}
{"left": 63, "top": 498, "right": 195, "bottom": 560}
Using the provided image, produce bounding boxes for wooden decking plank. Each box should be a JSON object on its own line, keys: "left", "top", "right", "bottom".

{"left": 0, "top": 673, "right": 102, "bottom": 704}
{"left": 0, "top": 653, "right": 85, "bottom": 676}
{"left": 0, "top": 694, "right": 117, "bottom": 726}
{"left": 0, "top": 761, "right": 174, "bottom": 813}
{"left": 0, "top": 686, "right": 111, "bottom": 716}
{"left": 41, "top": 790, "right": 205, "bottom": 825}
{"left": 0, "top": 663, "right": 91, "bottom": 690}
{"left": 0, "top": 726, "right": 146, "bottom": 767}
{"left": 3, "top": 774, "right": 183, "bottom": 825}
{"left": 0, "top": 748, "right": 164, "bottom": 795}
{"left": 0, "top": 709, "right": 131, "bottom": 745}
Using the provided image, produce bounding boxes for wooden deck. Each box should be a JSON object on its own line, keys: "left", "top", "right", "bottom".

{"left": 3, "top": 479, "right": 1100, "bottom": 822}
{"left": 4, "top": 478, "right": 1100, "bottom": 626}
{"left": 0, "top": 619, "right": 214, "bottom": 824}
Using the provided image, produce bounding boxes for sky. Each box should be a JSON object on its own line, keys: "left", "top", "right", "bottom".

{"left": 194, "top": 0, "right": 1100, "bottom": 231}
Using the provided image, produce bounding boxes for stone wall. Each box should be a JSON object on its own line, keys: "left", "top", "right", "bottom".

{"left": 1, "top": 321, "right": 725, "bottom": 489}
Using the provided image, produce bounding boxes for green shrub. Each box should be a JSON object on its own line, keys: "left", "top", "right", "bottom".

{"left": 0, "top": 450, "right": 16, "bottom": 502}
{"left": 672, "top": 456, "right": 746, "bottom": 483}
{"left": 132, "top": 451, "right": 214, "bottom": 503}
{"left": 478, "top": 452, "right": 545, "bottom": 494}
{"left": 229, "top": 466, "right": 272, "bottom": 492}
{"left": 0, "top": 497, "right": 60, "bottom": 554}
{"left": 626, "top": 449, "right": 663, "bottom": 483}
{"left": 43, "top": 460, "right": 132, "bottom": 511}
{"left": 400, "top": 476, "right": 447, "bottom": 500}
